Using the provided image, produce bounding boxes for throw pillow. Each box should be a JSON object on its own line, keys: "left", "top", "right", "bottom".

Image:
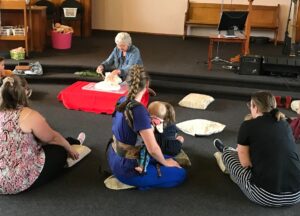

{"left": 66, "top": 145, "right": 91, "bottom": 167}
{"left": 174, "top": 149, "right": 192, "bottom": 167}
{"left": 176, "top": 119, "right": 226, "bottom": 136}
{"left": 291, "top": 100, "right": 300, "bottom": 114}
{"left": 178, "top": 93, "right": 214, "bottom": 110}
{"left": 104, "top": 175, "right": 136, "bottom": 190}
{"left": 214, "top": 152, "right": 228, "bottom": 174}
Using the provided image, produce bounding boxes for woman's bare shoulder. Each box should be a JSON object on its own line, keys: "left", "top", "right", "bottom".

{"left": 20, "top": 107, "right": 44, "bottom": 121}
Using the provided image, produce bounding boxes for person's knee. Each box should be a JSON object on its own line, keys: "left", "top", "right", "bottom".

{"left": 171, "top": 167, "right": 187, "bottom": 184}
{"left": 222, "top": 148, "right": 237, "bottom": 165}
{"left": 44, "top": 145, "right": 68, "bottom": 164}
{"left": 221, "top": 151, "right": 230, "bottom": 165}
{"left": 56, "top": 146, "right": 68, "bottom": 161}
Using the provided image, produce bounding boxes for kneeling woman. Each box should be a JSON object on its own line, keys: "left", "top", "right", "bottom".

{"left": 215, "top": 91, "right": 300, "bottom": 207}
{"left": 107, "top": 65, "right": 186, "bottom": 190}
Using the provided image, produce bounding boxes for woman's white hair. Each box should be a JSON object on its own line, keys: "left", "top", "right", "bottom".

{"left": 115, "top": 32, "right": 132, "bottom": 46}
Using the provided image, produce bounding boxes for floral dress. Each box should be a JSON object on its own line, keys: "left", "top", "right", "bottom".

{"left": 0, "top": 109, "right": 45, "bottom": 194}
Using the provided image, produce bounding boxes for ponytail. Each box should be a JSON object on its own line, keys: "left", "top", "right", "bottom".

{"left": 116, "top": 65, "right": 148, "bottom": 112}
{"left": 163, "top": 102, "right": 175, "bottom": 124}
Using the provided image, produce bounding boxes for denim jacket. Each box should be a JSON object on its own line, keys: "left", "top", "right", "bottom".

{"left": 101, "top": 45, "right": 143, "bottom": 80}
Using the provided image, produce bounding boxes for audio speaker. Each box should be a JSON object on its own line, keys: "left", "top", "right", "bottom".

{"left": 262, "top": 56, "right": 300, "bottom": 77}
{"left": 239, "top": 55, "right": 262, "bottom": 75}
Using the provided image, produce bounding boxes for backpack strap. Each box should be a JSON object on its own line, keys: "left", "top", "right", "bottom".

{"left": 124, "top": 100, "right": 143, "bottom": 130}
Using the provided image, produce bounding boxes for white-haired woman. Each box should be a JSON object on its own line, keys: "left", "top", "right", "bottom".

{"left": 97, "top": 32, "right": 143, "bottom": 80}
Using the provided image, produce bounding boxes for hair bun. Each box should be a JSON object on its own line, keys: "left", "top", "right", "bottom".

{"left": 2, "top": 77, "right": 14, "bottom": 87}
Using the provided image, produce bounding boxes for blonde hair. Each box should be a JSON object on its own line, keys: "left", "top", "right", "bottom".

{"left": 148, "top": 101, "right": 176, "bottom": 124}
{"left": 116, "top": 65, "right": 149, "bottom": 112}
{"left": 251, "top": 91, "right": 285, "bottom": 121}
{"left": 115, "top": 32, "right": 132, "bottom": 46}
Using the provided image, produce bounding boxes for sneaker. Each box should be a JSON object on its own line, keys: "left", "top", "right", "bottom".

{"left": 214, "top": 138, "right": 225, "bottom": 153}
{"left": 77, "top": 132, "right": 86, "bottom": 145}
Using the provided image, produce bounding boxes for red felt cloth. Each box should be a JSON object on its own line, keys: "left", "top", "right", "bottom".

{"left": 57, "top": 81, "right": 149, "bottom": 114}
{"left": 275, "top": 96, "right": 292, "bottom": 109}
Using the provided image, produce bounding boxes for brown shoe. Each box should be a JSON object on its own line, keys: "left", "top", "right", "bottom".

{"left": 148, "top": 88, "right": 156, "bottom": 97}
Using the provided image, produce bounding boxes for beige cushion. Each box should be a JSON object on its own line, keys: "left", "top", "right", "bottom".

{"left": 178, "top": 93, "right": 214, "bottom": 110}
{"left": 104, "top": 175, "right": 136, "bottom": 190}
{"left": 214, "top": 152, "right": 228, "bottom": 174}
{"left": 66, "top": 145, "right": 91, "bottom": 168}
{"left": 174, "top": 150, "right": 191, "bottom": 167}
{"left": 176, "top": 119, "right": 226, "bottom": 136}
{"left": 291, "top": 100, "right": 300, "bottom": 114}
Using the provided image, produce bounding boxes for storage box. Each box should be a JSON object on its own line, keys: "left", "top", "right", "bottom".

{"left": 15, "top": 65, "right": 31, "bottom": 71}
{"left": 10, "top": 50, "right": 25, "bottom": 60}
{"left": 12, "top": 28, "right": 25, "bottom": 36}
{"left": 63, "top": 8, "right": 78, "bottom": 17}
{"left": 0, "top": 26, "right": 13, "bottom": 36}
{"left": 0, "top": 29, "right": 11, "bottom": 36}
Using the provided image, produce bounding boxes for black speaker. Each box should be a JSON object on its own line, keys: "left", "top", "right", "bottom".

{"left": 262, "top": 56, "right": 300, "bottom": 77}
{"left": 239, "top": 55, "right": 262, "bottom": 75}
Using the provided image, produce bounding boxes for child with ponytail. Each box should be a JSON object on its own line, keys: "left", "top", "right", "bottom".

{"left": 135, "top": 101, "right": 184, "bottom": 173}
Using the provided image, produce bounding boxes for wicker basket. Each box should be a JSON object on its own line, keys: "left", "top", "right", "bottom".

{"left": 10, "top": 50, "right": 25, "bottom": 60}
{"left": 0, "top": 26, "right": 13, "bottom": 36}
{"left": 63, "top": 8, "right": 78, "bottom": 17}
{"left": 12, "top": 28, "right": 25, "bottom": 36}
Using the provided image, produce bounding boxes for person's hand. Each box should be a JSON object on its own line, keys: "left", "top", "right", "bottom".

{"left": 67, "top": 146, "right": 79, "bottom": 160}
{"left": 105, "top": 70, "right": 121, "bottom": 83}
{"left": 164, "top": 158, "right": 181, "bottom": 168}
{"left": 96, "top": 65, "right": 104, "bottom": 74}
{"left": 176, "top": 135, "right": 184, "bottom": 143}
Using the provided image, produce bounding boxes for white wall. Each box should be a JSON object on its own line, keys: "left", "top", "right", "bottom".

{"left": 92, "top": 0, "right": 292, "bottom": 41}
{"left": 92, "top": 0, "right": 187, "bottom": 35}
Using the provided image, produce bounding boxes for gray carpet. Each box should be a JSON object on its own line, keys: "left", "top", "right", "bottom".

{"left": 1, "top": 83, "right": 299, "bottom": 216}
{"left": 5, "top": 31, "right": 300, "bottom": 100}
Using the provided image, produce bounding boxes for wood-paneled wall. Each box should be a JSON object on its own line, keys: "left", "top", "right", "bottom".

{"left": 31, "top": 0, "right": 91, "bottom": 37}
{"left": 296, "top": 2, "right": 300, "bottom": 43}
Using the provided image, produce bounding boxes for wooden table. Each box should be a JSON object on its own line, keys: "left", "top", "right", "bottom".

{"left": 208, "top": 35, "right": 246, "bottom": 70}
